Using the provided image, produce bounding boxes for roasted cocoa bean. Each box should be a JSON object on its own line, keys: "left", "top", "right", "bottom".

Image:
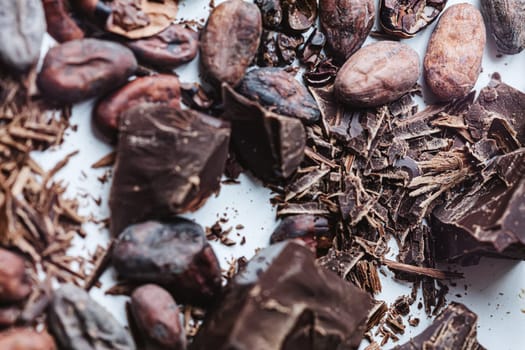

{"left": 0, "top": 248, "right": 31, "bottom": 303}
{"left": 94, "top": 75, "right": 181, "bottom": 138}
{"left": 237, "top": 67, "right": 320, "bottom": 124}
{"left": 112, "top": 220, "right": 222, "bottom": 307}
{"left": 131, "top": 284, "right": 185, "bottom": 350}
{"left": 200, "top": 0, "right": 262, "bottom": 86}
{"left": 380, "top": 0, "right": 447, "bottom": 38}
{"left": 37, "top": 39, "right": 137, "bottom": 103}
{"left": 0, "top": 306, "right": 20, "bottom": 328}
{"left": 43, "top": 0, "right": 85, "bottom": 43}
{"left": 319, "top": 0, "right": 374, "bottom": 63}
{"left": 125, "top": 24, "right": 198, "bottom": 69}
{"left": 0, "top": 0, "right": 46, "bottom": 72}
{"left": 424, "top": 4, "right": 486, "bottom": 101}
{"left": 334, "top": 41, "right": 420, "bottom": 107}
{"left": 48, "top": 284, "right": 135, "bottom": 350}
{"left": 0, "top": 328, "right": 56, "bottom": 350}
{"left": 480, "top": 0, "right": 525, "bottom": 55}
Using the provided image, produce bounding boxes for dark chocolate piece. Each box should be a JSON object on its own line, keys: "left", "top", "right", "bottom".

{"left": 269, "top": 214, "right": 332, "bottom": 250}
{"left": 191, "top": 241, "right": 373, "bottom": 350}
{"left": 112, "top": 220, "right": 222, "bottom": 307}
{"left": 109, "top": 104, "right": 230, "bottom": 235}
{"left": 392, "top": 302, "right": 485, "bottom": 350}
{"left": 222, "top": 84, "right": 305, "bottom": 183}
{"left": 465, "top": 74, "right": 525, "bottom": 144}
{"left": 432, "top": 148, "right": 525, "bottom": 261}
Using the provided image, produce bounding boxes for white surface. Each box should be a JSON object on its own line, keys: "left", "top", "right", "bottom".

{"left": 32, "top": 0, "right": 525, "bottom": 349}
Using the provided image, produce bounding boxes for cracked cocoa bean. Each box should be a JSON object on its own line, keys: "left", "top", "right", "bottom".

{"left": 335, "top": 41, "right": 420, "bottom": 107}
{"left": 48, "top": 284, "right": 135, "bottom": 350}
{"left": 0, "top": 0, "right": 45, "bottom": 72}
{"left": 94, "top": 74, "right": 181, "bottom": 139}
{"left": 0, "top": 328, "right": 56, "bottom": 350}
{"left": 131, "top": 284, "right": 185, "bottom": 350}
{"left": 125, "top": 24, "right": 198, "bottom": 69}
{"left": 319, "top": 0, "right": 374, "bottom": 63}
{"left": 237, "top": 67, "right": 320, "bottom": 124}
{"left": 112, "top": 220, "right": 222, "bottom": 307}
{"left": 37, "top": 38, "right": 137, "bottom": 103}
{"left": 0, "top": 248, "right": 31, "bottom": 303}
{"left": 200, "top": 0, "right": 262, "bottom": 86}
{"left": 424, "top": 4, "right": 486, "bottom": 101}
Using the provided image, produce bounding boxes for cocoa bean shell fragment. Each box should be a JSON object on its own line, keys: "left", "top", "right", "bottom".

{"left": 380, "top": 0, "right": 447, "bottom": 39}
{"left": 130, "top": 284, "right": 186, "bottom": 350}
{"left": 48, "top": 284, "right": 135, "bottom": 350}
{"left": 113, "top": 220, "right": 222, "bottom": 307}
{"left": 319, "top": 0, "right": 375, "bottom": 63}
{"left": 37, "top": 39, "right": 137, "bottom": 103}
{"left": 0, "top": 0, "right": 46, "bottom": 72}
{"left": 334, "top": 41, "right": 420, "bottom": 107}
{"left": 480, "top": 0, "right": 525, "bottom": 55}
{"left": 94, "top": 74, "right": 181, "bottom": 139}
{"left": 109, "top": 104, "right": 231, "bottom": 235}
{"left": 200, "top": 0, "right": 262, "bottom": 86}
{"left": 237, "top": 67, "right": 320, "bottom": 124}
{"left": 284, "top": 0, "right": 318, "bottom": 32}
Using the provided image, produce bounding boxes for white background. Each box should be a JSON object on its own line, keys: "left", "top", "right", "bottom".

{"left": 32, "top": 0, "right": 525, "bottom": 349}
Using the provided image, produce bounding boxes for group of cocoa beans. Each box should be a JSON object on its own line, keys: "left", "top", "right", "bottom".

{"left": 0, "top": 0, "right": 524, "bottom": 349}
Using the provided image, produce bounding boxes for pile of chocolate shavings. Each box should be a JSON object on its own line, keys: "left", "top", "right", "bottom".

{"left": 0, "top": 71, "right": 93, "bottom": 288}
{"left": 270, "top": 76, "right": 524, "bottom": 345}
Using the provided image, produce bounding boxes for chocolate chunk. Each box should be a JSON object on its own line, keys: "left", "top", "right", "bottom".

{"left": 237, "top": 68, "right": 320, "bottom": 124}
{"left": 392, "top": 303, "right": 485, "bottom": 350}
{"left": 113, "top": 220, "right": 222, "bottom": 306}
{"left": 465, "top": 74, "right": 525, "bottom": 144}
{"left": 269, "top": 214, "right": 332, "bottom": 250}
{"left": 192, "top": 241, "right": 373, "bottom": 350}
{"left": 48, "top": 284, "right": 135, "bottom": 350}
{"left": 432, "top": 148, "right": 525, "bottom": 261}
{"left": 222, "top": 84, "right": 305, "bottom": 183}
{"left": 109, "top": 104, "right": 230, "bottom": 235}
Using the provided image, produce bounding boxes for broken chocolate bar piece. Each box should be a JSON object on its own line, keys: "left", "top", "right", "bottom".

{"left": 432, "top": 148, "right": 525, "bottom": 261}
{"left": 109, "top": 104, "right": 231, "bottom": 236}
{"left": 222, "top": 83, "right": 305, "bottom": 183}
{"left": 191, "top": 241, "right": 372, "bottom": 350}
{"left": 465, "top": 74, "right": 525, "bottom": 145}
{"left": 392, "top": 302, "right": 485, "bottom": 350}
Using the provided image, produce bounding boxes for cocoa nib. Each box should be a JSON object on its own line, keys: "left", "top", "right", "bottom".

{"left": 192, "top": 241, "right": 372, "bottom": 350}
{"left": 112, "top": 220, "right": 222, "bottom": 307}
{"left": 222, "top": 83, "right": 305, "bottom": 183}
{"left": 109, "top": 104, "right": 230, "bottom": 236}
{"left": 393, "top": 303, "right": 485, "bottom": 350}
